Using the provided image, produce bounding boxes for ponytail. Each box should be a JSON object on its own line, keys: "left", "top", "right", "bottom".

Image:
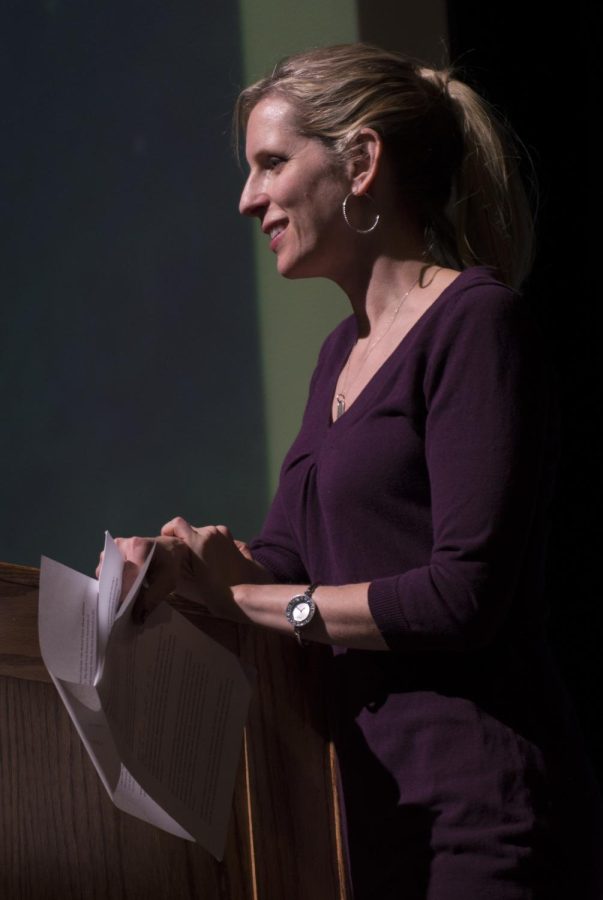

{"left": 422, "top": 67, "right": 535, "bottom": 289}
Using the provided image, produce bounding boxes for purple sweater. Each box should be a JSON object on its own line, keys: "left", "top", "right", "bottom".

{"left": 249, "top": 267, "right": 601, "bottom": 897}
{"left": 251, "top": 266, "right": 555, "bottom": 648}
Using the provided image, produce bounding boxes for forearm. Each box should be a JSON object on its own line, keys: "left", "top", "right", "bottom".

{"left": 232, "top": 581, "right": 389, "bottom": 651}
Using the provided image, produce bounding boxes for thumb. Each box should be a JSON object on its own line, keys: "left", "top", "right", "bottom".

{"left": 234, "top": 539, "right": 253, "bottom": 560}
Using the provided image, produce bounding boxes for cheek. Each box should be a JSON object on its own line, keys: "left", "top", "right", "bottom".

{"left": 306, "top": 181, "right": 345, "bottom": 229}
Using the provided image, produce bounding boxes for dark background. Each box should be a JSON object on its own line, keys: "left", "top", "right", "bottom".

{"left": 446, "top": 0, "right": 601, "bottom": 777}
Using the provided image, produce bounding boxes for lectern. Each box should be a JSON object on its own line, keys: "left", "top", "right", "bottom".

{"left": 0, "top": 561, "right": 349, "bottom": 900}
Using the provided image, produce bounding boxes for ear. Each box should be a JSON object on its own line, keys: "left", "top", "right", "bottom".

{"left": 347, "top": 128, "right": 383, "bottom": 196}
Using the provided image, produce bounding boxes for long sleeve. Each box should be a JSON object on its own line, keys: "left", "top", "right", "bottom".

{"left": 368, "top": 284, "right": 557, "bottom": 651}
{"left": 248, "top": 484, "right": 310, "bottom": 584}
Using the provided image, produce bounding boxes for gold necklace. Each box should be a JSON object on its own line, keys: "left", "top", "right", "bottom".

{"left": 335, "top": 274, "right": 421, "bottom": 420}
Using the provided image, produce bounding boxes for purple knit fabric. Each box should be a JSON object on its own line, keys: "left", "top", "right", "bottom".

{"left": 249, "top": 267, "right": 602, "bottom": 898}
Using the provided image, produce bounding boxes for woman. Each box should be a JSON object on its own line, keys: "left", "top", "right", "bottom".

{"left": 113, "top": 45, "right": 602, "bottom": 898}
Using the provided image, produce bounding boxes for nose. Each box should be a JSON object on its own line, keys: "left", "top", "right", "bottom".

{"left": 239, "top": 173, "right": 268, "bottom": 218}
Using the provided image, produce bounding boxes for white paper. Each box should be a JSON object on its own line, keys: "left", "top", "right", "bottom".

{"left": 38, "top": 534, "right": 252, "bottom": 858}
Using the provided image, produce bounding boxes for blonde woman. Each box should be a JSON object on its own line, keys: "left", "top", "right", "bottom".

{"left": 113, "top": 45, "right": 602, "bottom": 898}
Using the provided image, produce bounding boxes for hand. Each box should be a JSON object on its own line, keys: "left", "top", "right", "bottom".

{"left": 160, "top": 518, "right": 258, "bottom": 586}
{"left": 96, "top": 517, "right": 260, "bottom": 623}
{"left": 97, "top": 534, "right": 189, "bottom": 621}
{"left": 95, "top": 537, "right": 157, "bottom": 599}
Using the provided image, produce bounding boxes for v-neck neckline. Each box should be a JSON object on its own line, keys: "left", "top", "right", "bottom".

{"left": 328, "top": 268, "right": 475, "bottom": 428}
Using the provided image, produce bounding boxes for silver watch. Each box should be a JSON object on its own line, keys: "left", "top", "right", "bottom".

{"left": 285, "top": 583, "right": 319, "bottom": 646}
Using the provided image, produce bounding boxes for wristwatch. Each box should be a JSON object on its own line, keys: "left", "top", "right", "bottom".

{"left": 285, "top": 583, "right": 319, "bottom": 646}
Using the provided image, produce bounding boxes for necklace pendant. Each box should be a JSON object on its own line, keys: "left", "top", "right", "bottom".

{"left": 335, "top": 393, "right": 346, "bottom": 420}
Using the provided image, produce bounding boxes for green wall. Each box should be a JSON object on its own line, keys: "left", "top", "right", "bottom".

{"left": 238, "top": 0, "right": 357, "bottom": 492}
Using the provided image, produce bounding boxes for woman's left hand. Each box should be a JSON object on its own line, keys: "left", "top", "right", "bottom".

{"left": 160, "top": 517, "right": 255, "bottom": 589}
{"left": 107, "top": 517, "right": 252, "bottom": 624}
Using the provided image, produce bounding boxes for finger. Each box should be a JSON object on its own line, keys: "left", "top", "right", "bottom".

{"left": 113, "top": 537, "right": 128, "bottom": 558}
{"left": 114, "top": 536, "right": 154, "bottom": 566}
{"left": 95, "top": 550, "right": 105, "bottom": 579}
{"left": 160, "top": 516, "right": 194, "bottom": 540}
{"left": 234, "top": 539, "right": 253, "bottom": 560}
{"left": 187, "top": 524, "right": 233, "bottom": 543}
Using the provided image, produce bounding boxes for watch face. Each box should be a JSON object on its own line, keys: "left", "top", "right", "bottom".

{"left": 292, "top": 602, "right": 310, "bottom": 623}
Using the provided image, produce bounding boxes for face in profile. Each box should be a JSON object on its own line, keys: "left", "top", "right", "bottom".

{"left": 239, "top": 96, "right": 352, "bottom": 280}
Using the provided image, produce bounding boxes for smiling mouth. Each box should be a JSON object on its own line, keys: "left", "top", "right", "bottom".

{"left": 268, "top": 222, "right": 288, "bottom": 251}
{"left": 269, "top": 225, "right": 285, "bottom": 240}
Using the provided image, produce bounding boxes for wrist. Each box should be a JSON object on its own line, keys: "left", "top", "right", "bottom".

{"left": 230, "top": 583, "right": 255, "bottom": 624}
{"left": 232, "top": 582, "right": 307, "bottom": 633}
{"left": 285, "top": 583, "right": 319, "bottom": 646}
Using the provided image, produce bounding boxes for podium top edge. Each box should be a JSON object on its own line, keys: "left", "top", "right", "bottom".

{"left": 0, "top": 561, "right": 40, "bottom": 587}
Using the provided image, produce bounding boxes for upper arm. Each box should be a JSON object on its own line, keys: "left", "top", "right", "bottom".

{"left": 248, "top": 486, "right": 309, "bottom": 584}
{"left": 369, "top": 287, "right": 557, "bottom": 650}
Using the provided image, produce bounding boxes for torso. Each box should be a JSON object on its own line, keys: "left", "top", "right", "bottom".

{"left": 251, "top": 265, "right": 603, "bottom": 896}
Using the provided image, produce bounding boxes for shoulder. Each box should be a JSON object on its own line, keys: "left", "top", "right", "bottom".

{"left": 422, "top": 266, "right": 549, "bottom": 396}
{"left": 427, "top": 266, "right": 532, "bottom": 349}
{"left": 441, "top": 266, "right": 519, "bottom": 317}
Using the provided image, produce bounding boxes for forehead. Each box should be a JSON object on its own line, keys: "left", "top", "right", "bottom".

{"left": 245, "top": 96, "right": 300, "bottom": 157}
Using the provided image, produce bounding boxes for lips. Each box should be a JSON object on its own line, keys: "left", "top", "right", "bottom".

{"left": 267, "top": 221, "right": 288, "bottom": 252}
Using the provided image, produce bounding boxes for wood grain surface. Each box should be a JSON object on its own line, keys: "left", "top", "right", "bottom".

{"left": 0, "top": 562, "right": 47, "bottom": 683}
{"left": 0, "top": 563, "right": 348, "bottom": 899}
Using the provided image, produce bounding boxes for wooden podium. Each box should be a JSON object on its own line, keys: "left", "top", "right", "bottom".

{"left": 0, "top": 562, "right": 349, "bottom": 900}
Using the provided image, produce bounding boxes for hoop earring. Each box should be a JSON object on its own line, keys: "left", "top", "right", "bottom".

{"left": 342, "top": 192, "right": 380, "bottom": 234}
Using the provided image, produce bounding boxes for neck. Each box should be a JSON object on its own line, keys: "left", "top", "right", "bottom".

{"left": 343, "top": 256, "right": 434, "bottom": 339}
{"left": 331, "top": 214, "right": 433, "bottom": 337}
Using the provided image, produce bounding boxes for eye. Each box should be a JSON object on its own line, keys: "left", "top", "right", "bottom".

{"left": 267, "top": 155, "right": 286, "bottom": 170}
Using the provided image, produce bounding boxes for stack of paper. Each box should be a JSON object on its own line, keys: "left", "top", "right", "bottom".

{"left": 38, "top": 534, "right": 252, "bottom": 859}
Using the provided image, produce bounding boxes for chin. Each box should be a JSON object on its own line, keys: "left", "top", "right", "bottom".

{"left": 277, "top": 261, "right": 305, "bottom": 280}
{"left": 276, "top": 253, "right": 326, "bottom": 281}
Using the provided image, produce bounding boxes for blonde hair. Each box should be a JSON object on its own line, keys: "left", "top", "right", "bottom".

{"left": 235, "top": 43, "right": 535, "bottom": 289}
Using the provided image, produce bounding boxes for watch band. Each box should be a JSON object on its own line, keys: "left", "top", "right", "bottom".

{"left": 285, "top": 583, "right": 319, "bottom": 646}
